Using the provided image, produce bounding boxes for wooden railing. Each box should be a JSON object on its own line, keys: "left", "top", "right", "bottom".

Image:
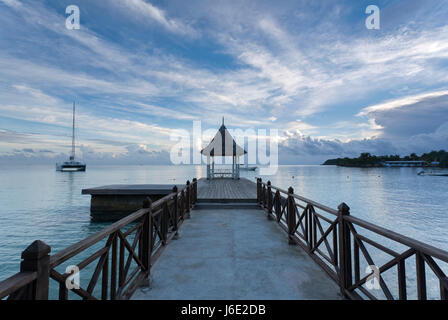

{"left": 0, "top": 178, "right": 198, "bottom": 300}
{"left": 257, "top": 178, "right": 448, "bottom": 300}
{"left": 213, "top": 169, "right": 233, "bottom": 178}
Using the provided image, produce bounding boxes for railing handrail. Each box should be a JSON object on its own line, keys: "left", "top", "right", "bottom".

{"left": 256, "top": 177, "right": 448, "bottom": 300}
{"left": 259, "top": 179, "right": 448, "bottom": 262}
{"left": 1, "top": 178, "right": 198, "bottom": 300}
{"left": 345, "top": 215, "right": 448, "bottom": 263}
{"left": 261, "top": 179, "right": 448, "bottom": 262}
{"left": 259, "top": 180, "right": 339, "bottom": 215}
{"left": 49, "top": 189, "right": 182, "bottom": 268}
{"left": 50, "top": 182, "right": 194, "bottom": 268}
{"left": 0, "top": 272, "right": 37, "bottom": 299}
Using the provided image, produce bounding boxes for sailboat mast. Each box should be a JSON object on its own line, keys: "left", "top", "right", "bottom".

{"left": 71, "top": 102, "right": 75, "bottom": 160}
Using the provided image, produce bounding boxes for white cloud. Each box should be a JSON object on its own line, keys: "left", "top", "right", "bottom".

{"left": 0, "top": 0, "right": 21, "bottom": 9}
{"left": 278, "top": 91, "right": 448, "bottom": 162}
{"left": 284, "top": 120, "right": 317, "bottom": 135}
{"left": 356, "top": 91, "right": 448, "bottom": 141}
{"left": 213, "top": 10, "right": 448, "bottom": 116}
{"left": 358, "top": 90, "right": 448, "bottom": 116}
{"left": 1, "top": 1, "right": 448, "bottom": 164}
{"left": 115, "top": 0, "right": 197, "bottom": 36}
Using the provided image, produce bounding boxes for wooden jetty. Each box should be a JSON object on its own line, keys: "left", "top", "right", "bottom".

{"left": 1, "top": 177, "right": 448, "bottom": 300}
{"left": 197, "top": 178, "right": 256, "bottom": 200}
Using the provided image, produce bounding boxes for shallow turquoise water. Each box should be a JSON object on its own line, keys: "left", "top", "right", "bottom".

{"left": 0, "top": 164, "right": 447, "bottom": 298}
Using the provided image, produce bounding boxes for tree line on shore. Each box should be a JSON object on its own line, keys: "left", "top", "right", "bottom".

{"left": 323, "top": 150, "right": 448, "bottom": 168}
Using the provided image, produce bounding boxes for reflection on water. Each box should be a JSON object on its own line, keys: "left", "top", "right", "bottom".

{"left": 0, "top": 164, "right": 447, "bottom": 293}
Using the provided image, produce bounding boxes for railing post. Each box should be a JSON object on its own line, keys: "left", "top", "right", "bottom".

{"left": 172, "top": 186, "right": 179, "bottom": 238}
{"left": 416, "top": 252, "right": 427, "bottom": 300}
{"left": 142, "top": 197, "right": 152, "bottom": 273}
{"left": 187, "top": 180, "right": 191, "bottom": 209}
{"left": 192, "top": 178, "right": 198, "bottom": 204}
{"left": 262, "top": 183, "right": 267, "bottom": 209}
{"left": 180, "top": 190, "right": 185, "bottom": 219}
{"left": 441, "top": 277, "right": 448, "bottom": 300}
{"left": 161, "top": 203, "right": 169, "bottom": 245}
{"left": 186, "top": 181, "right": 191, "bottom": 218}
{"left": 338, "top": 202, "right": 352, "bottom": 297}
{"left": 308, "top": 205, "right": 315, "bottom": 250}
{"left": 287, "top": 187, "right": 296, "bottom": 245}
{"left": 267, "top": 181, "right": 273, "bottom": 220}
{"left": 20, "top": 240, "right": 51, "bottom": 300}
{"left": 275, "top": 190, "right": 281, "bottom": 222}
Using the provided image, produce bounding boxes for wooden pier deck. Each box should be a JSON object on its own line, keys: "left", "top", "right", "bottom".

{"left": 197, "top": 178, "right": 256, "bottom": 200}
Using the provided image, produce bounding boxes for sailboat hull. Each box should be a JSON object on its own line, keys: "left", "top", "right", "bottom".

{"left": 56, "top": 162, "right": 86, "bottom": 172}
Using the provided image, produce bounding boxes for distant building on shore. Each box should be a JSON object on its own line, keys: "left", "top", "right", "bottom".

{"left": 381, "top": 161, "right": 427, "bottom": 167}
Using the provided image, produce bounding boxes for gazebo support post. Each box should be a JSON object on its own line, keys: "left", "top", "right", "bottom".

{"left": 237, "top": 156, "right": 240, "bottom": 179}
{"left": 232, "top": 155, "right": 235, "bottom": 179}
{"left": 207, "top": 155, "right": 211, "bottom": 180}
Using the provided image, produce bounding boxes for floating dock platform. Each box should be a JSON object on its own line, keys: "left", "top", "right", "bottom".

{"left": 82, "top": 184, "right": 184, "bottom": 221}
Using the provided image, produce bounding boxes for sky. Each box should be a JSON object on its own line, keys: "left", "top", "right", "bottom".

{"left": 0, "top": 0, "right": 448, "bottom": 165}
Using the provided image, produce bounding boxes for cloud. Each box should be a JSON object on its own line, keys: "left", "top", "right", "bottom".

{"left": 278, "top": 131, "right": 399, "bottom": 164}
{"left": 0, "top": 129, "right": 35, "bottom": 143}
{"left": 1, "top": 1, "right": 448, "bottom": 164}
{"left": 358, "top": 90, "right": 448, "bottom": 116}
{"left": 114, "top": 0, "right": 197, "bottom": 36}
{"left": 202, "top": 2, "right": 448, "bottom": 117}
{"left": 4, "top": 0, "right": 445, "bottom": 126}
{"left": 358, "top": 91, "right": 448, "bottom": 141}
{"left": 0, "top": 142, "right": 171, "bottom": 165}
{"left": 284, "top": 120, "right": 318, "bottom": 135}
{"left": 278, "top": 91, "right": 448, "bottom": 163}
{"left": 0, "top": 0, "right": 21, "bottom": 9}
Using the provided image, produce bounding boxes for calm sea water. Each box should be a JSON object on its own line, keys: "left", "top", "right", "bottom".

{"left": 0, "top": 164, "right": 447, "bottom": 298}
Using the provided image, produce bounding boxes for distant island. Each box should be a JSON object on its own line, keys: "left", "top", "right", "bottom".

{"left": 323, "top": 150, "right": 448, "bottom": 168}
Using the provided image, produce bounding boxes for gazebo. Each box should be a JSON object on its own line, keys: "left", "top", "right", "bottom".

{"left": 201, "top": 119, "right": 247, "bottom": 179}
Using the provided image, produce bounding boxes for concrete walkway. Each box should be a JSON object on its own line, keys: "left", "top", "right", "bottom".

{"left": 132, "top": 208, "right": 341, "bottom": 300}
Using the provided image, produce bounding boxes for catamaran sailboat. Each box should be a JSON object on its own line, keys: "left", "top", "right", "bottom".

{"left": 56, "top": 102, "right": 86, "bottom": 172}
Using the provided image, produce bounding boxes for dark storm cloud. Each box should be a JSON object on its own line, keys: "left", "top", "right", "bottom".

{"left": 369, "top": 94, "right": 448, "bottom": 140}
{"left": 278, "top": 92, "right": 448, "bottom": 163}
{"left": 278, "top": 132, "right": 399, "bottom": 164}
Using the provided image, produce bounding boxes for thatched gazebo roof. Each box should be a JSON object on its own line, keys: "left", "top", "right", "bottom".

{"left": 200, "top": 119, "right": 246, "bottom": 157}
